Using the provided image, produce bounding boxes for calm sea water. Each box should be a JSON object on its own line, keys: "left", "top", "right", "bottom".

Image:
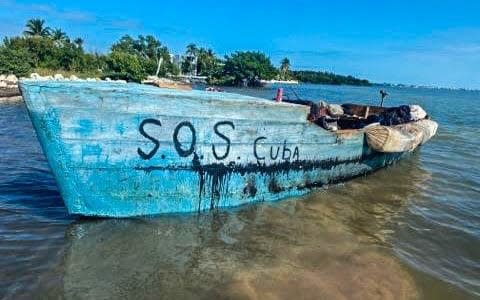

{"left": 0, "top": 84, "right": 479, "bottom": 299}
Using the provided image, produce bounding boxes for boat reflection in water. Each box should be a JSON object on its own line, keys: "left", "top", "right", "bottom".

{"left": 62, "top": 155, "right": 431, "bottom": 299}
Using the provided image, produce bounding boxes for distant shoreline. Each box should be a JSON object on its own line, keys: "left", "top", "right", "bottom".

{"left": 372, "top": 82, "right": 480, "bottom": 92}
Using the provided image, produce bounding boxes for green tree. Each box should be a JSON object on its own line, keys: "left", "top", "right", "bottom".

{"left": 2, "top": 31, "right": 99, "bottom": 74}
{"left": 186, "top": 43, "right": 198, "bottom": 57}
{"left": 4, "top": 36, "right": 56, "bottom": 68}
{"left": 73, "top": 38, "right": 84, "bottom": 49}
{"left": 137, "top": 35, "right": 171, "bottom": 76}
{"left": 23, "top": 19, "right": 51, "bottom": 37}
{"left": 57, "top": 42, "right": 87, "bottom": 71}
{"left": 110, "top": 35, "right": 174, "bottom": 77}
{"left": 291, "top": 70, "right": 370, "bottom": 86}
{"left": 105, "top": 50, "right": 146, "bottom": 82}
{"left": 196, "top": 48, "right": 221, "bottom": 77}
{"left": 220, "top": 51, "right": 277, "bottom": 86}
{"left": 111, "top": 35, "right": 136, "bottom": 53}
{"left": 0, "top": 46, "right": 33, "bottom": 76}
{"left": 51, "top": 28, "right": 67, "bottom": 43}
{"left": 181, "top": 45, "right": 220, "bottom": 77}
{"left": 280, "top": 57, "right": 291, "bottom": 79}
{"left": 181, "top": 43, "right": 199, "bottom": 75}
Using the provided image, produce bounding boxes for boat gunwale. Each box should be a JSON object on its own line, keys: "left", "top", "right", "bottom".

{"left": 19, "top": 80, "right": 306, "bottom": 108}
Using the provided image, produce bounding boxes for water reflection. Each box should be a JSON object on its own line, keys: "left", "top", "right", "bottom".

{"left": 59, "top": 157, "right": 429, "bottom": 299}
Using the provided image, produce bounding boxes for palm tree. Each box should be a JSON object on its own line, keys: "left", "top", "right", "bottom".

{"left": 280, "top": 57, "right": 290, "bottom": 74}
{"left": 186, "top": 43, "right": 198, "bottom": 57}
{"left": 184, "top": 43, "right": 199, "bottom": 75}
{"left": 24, "top": 18, "right": 51, "bottom": 37}
{"left": 73, "top": 38, "right": 84, "bottom": 48}
{"left": 51, "top": 28, "right": 67, "bottom": 42}
{"left": 196, "top": 48, "right": 217, "bottom": 76}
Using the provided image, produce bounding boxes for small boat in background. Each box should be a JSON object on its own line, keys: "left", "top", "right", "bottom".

{"left": 205, "top": 86, "right": 224, "bottom": 92}
{"left": 20, "top": 81, "right": 437, "bottom": 217}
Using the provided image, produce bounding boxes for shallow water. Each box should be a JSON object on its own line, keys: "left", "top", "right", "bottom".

{"left": 0, "top": 84, "right": 479, "bottom": 299}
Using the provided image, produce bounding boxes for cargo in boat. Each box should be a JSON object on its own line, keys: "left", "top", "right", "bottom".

{"left": 19, "top": 81, "right": 437, "bottom": 217}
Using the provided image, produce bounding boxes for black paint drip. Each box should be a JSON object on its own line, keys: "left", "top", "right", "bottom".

{"left": 136, "top": 152, "right": 405, "bottom": 212}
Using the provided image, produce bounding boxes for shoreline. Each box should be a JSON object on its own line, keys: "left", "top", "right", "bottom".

{"left": 1, "top": 75, "right": 478, "bottom": 105}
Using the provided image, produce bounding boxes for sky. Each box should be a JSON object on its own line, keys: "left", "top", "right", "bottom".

{"left": 1, "top": 0, "right": 480, "bottom": 89}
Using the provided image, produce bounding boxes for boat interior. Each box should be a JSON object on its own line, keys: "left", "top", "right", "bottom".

{"left": 281, "top": 98, "right": 420, "bottom": 131}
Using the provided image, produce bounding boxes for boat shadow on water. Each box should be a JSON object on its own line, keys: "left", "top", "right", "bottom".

{"left": 53, "top": 154, "right": 435, "bottom": 300}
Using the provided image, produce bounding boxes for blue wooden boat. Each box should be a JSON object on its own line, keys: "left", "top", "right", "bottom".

{"left": 20, "top": 81, "right": 437, "bottom": 217}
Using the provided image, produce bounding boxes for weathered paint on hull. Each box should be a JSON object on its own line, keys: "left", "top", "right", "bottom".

{"left": 21, "top": 81, "right": 408, "bottom": 217}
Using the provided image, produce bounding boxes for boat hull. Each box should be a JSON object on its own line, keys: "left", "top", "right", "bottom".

{"left": 21, "top": 81, "right": 407, "bottom": 217}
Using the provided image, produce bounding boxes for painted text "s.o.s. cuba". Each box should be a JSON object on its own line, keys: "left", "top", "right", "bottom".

{"left": 137, "top": 118, "right": 300, "bottom": 162}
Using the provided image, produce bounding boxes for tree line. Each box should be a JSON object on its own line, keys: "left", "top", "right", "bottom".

{"left": 291, "top": 70, "right": 370, "bottom": 86}
{"left": 0, "top": 18, "right": 371, "bottom": 87}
